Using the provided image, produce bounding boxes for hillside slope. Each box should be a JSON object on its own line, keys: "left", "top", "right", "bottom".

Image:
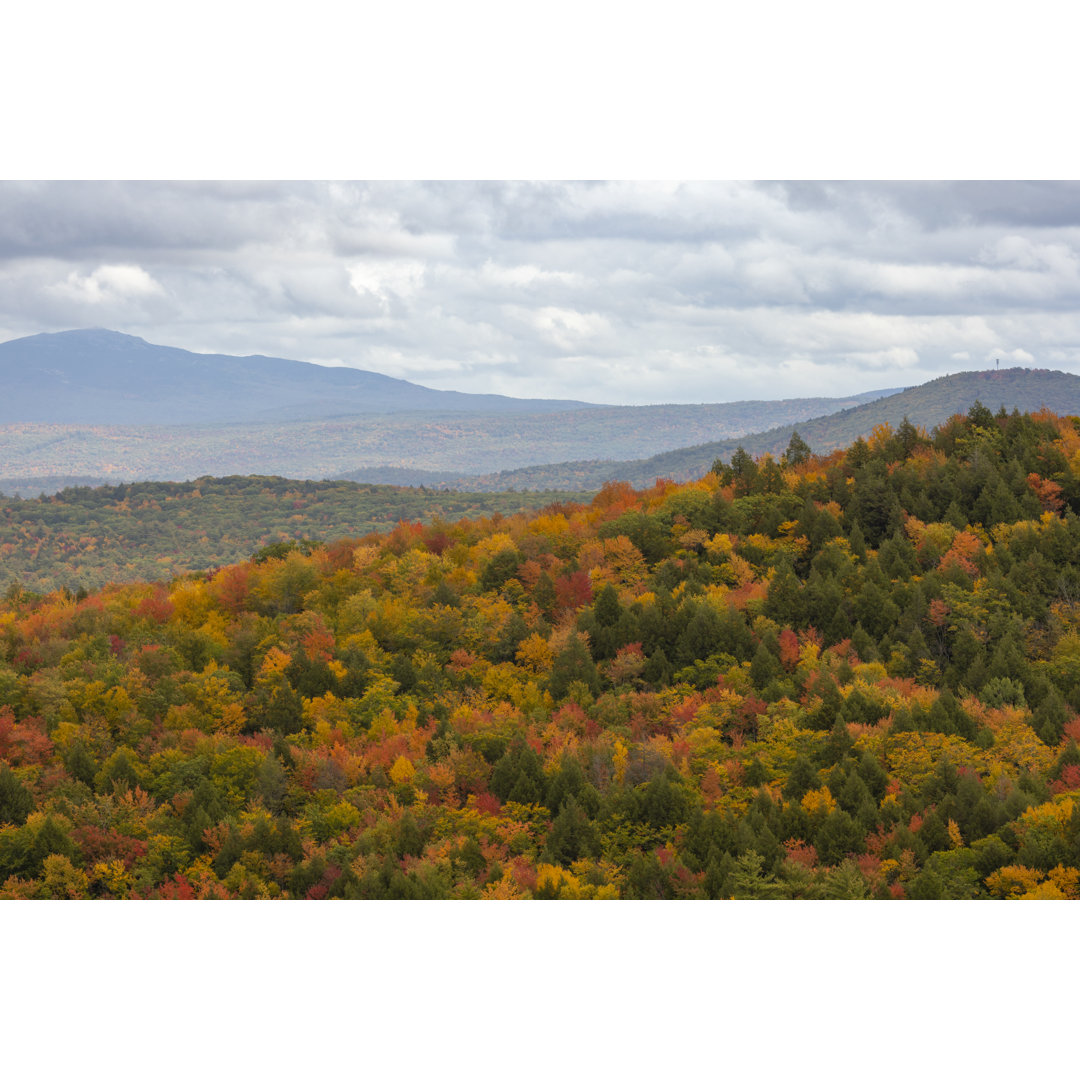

{"left": 439, "top": 368, "right": 1080, "bottom": 490}
{"left": 0, "top": 476, "right": 590, "bottom": 593}
{"left": 2, "top": 406, "right": 1080, "bottom": 899}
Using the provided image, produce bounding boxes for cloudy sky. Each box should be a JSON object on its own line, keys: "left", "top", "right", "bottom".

{"left": 2, "top": 180, "right": 1080, "bottom": 405}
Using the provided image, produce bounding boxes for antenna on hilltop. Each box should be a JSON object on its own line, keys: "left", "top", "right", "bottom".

{"left": 995, "top": 357, "right": 1000, "bottom": 369}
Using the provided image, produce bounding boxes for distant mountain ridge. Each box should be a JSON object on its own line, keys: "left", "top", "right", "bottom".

{"left": 0, "top": 328, "right": 593, "bottom": 423}
{"left": 0, "top": 382, "right": 892, "bottom": 496}
{"left": 5, "top": 330, "right": 1073, "bottom": 498}
{"left": 0, "top": 328, "right": 906, "bottom": 493}
{"left": 342, "top": 367, "right": 1080, "bottom": 491}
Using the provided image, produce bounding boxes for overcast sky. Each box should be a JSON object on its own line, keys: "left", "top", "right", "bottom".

{"left": 2, "top": 180, "right": 1080, "bottom": 405}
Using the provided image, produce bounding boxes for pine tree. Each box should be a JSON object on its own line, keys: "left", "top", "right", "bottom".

{"left": 728, "top": 851, "right": 786, "bottom": 898}
{"left": 749, "top": 641, "right": 782, "bottom": 690}
{"left": 593, "top": 583, "right": 621, "bottom": 628}
{"left": 1032, "top": 689, "right": 1070, "bottom": 746}
{"left": 548, "top": 635, "right": 600, "bottom": 700}
{"left": 546, "top": 754, "right": 587, "bottom": 816}
{"left": 63, "top": 741, "right": 97, "bottom": 788}
{"left": 265, "top": 681, "right": 303, "bottom": 735}
{"left": 543, "top": 795, "right": 600, "bottom": 866}
{"left": 491, "top": 739, "right": 548, "bottom": 806}
{"left": 0, "top": 765, "right": 33, "bottom": 826}
{"left": 782, "top": 430, "right": 812, "bottom": 468}
{"left": 766, "top": 562, "right": 805, "bottom": 626}
{"left": 730, "top": 447, "right": 758, "bottom": 497}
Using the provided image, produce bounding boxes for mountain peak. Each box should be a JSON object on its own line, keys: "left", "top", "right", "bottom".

{"left": 21, "top": 327, "right": 149, "bottom": 345}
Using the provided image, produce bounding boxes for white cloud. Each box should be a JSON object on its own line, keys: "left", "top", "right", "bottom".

{"left": 843, "top": 346, "right": 921, "bottom": 370}
{"left": 984, "top": 235, "right": 1080, "bottom": 276}
{"left": 478, "top": 260, "right": 582, "bottom": 288}
{"left": 1002, "top": 347, "right": 1035, "bottom": 364}
{"left": 52, "top": 263, "right": 164, "bottom": 303}
{"left": 347, "top": 259, "right": 426, "bottom": 308}
{"left": 507, "top": 305, "right": 612, "bottom": 351}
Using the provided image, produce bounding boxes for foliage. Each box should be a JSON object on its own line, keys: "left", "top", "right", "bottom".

{"left": 2, "top": 404, "right": 1080, "bottom": 898}
{"left": 0, "top": 476, "right": 590, "bottom": 593}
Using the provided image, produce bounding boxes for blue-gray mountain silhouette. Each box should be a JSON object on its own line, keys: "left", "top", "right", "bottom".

{"left": 0, "top": 328, "right": 593, "bottom": 424}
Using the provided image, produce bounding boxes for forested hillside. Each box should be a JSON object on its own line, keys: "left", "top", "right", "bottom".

{"left": 2, "top": 404, "right": 1080, "bottom": 899}
{"left": 0, "top": 477, "right": 590, "bottom": 594}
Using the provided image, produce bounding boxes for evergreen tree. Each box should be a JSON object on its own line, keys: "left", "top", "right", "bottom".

{"left": 641, "top": 645, "right": 672, "bottom": 687}
{"left": 94, "top": 748, "right": 141, "bottom": 794}
{"left": 728, "top": 851, "right": 786, "bottom": 898}
{"left": 62, "top": 741, "right": 97, "bottom": 788}
{"left": 846, "top": 438, "right": 871, "bottom": 470}
{"left": 823, "top": 860, "right": 871, "bottom": 899}
{"left": 548, "top": 635, "right": 600, "bottom": 700}
{"left": 896, "top": 417, "right": 923, "bottom": 459}
{"left": 637, "top": 773, "right": 692, "bottom": 829}
{"left": 814, "top": 809, "right": 863, "bottom": 865}
{"left": 480, "top": 548, "right": 523, "bottom": 592}
{"left": 1032, "top": 689, "right": 1070, "bottom": 746}
{"left": 847, "top": 520, "right": 867, "bottom": 561}
{"left": 766, "top": 562, "right": 805, "bottom": 626}
{"left": 782, "top": 756, "right": 819, "bottom": 802}
{"left": 749, "top": 641, "right": 782, "bottom": 690}
{"left": 543, "top": 796, "right": 600, "bottom": 866}
{"left": 593, "top": 583, "right": 622, "bottom": 628}
{"left": 0, "top": 765, "right": 33, "bottom": 826}
{"left": 546, "top": 754, "right": 587, "bottom": 817}
{"left": 730, "top": 447, "right": 759, "bottom": 497}
{"left": 533, "top": 571, "right": 557, "bottom": 618}
{"left": 850, "top": 622, "right": 878, "bottom": 663}
{"left": 781, "top": 430, "right": 812, "bottom": 468}
{"left": 490, "top": 739, "right": 548, "bottom": 806}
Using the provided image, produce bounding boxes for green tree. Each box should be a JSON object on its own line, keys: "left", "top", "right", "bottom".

{"left": 749, "top": 641, "right": 782, "bottom": 690}
{"left": 543, "top": 795, "right": 600, "bottom": 866}
{"left": 490, "top": 738, "right": 548, "bottom": 806}
{"left": 547, "top": 635, "right": 600, "bottom": 700}
{"left": 782, "top": 430, "right": 812, "bottom": 468}
{"left": 728, "top": 851, "right": 786, "bottom": 898}
{"left": 0, "top": 765, "right": 34, "bottom": 826}
{"left": 637, "top": 773, "right": 692, "bottom": 829}
{"left": 730, "top": 447, "right": 759, "bottom": 498}
{"left": 0, "top": 814, "right": 76, "bottom": 881}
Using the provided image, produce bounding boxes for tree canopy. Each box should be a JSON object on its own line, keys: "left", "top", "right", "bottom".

{"left": 2, "top": 405, "right": 1080, "bottom": 898}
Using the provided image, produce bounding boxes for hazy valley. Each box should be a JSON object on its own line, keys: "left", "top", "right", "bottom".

{"left": 0, "top": 329, "right": 895, "bottom": 494}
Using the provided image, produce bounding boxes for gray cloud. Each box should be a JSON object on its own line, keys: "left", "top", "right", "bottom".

{"left": 2, "top": 180, "right": 1080, "bottom": 405}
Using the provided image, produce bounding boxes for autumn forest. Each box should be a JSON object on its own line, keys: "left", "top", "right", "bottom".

{"left": 3, "top": 403, "right": 1080, "bottom": 899}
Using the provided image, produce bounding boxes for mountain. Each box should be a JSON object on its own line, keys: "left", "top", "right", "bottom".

{"left": 0, "top": 328, "right": 902, "bottom": 492}
{"left": 9, "top": 331, "right": 1071, "bottom": 498}
{"left": 0, "top": 387, "right": 897, "bottom": 496}
{"left": 368, "top": 367, "right": 1080, "bottom": 491}
{"left": 0, "top": 328, "right": 592, "bottom": 423}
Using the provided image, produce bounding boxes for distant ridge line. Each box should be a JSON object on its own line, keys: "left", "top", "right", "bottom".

{"left": 345, "top": 366, "right": 1080, "bottom": 492}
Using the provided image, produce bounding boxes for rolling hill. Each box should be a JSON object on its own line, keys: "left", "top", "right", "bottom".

{"left": 0, "top": 475, "right": 592, "bottom": 593}
{"left": 356, "top": 367, "right": 1080, "bottom": 491}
